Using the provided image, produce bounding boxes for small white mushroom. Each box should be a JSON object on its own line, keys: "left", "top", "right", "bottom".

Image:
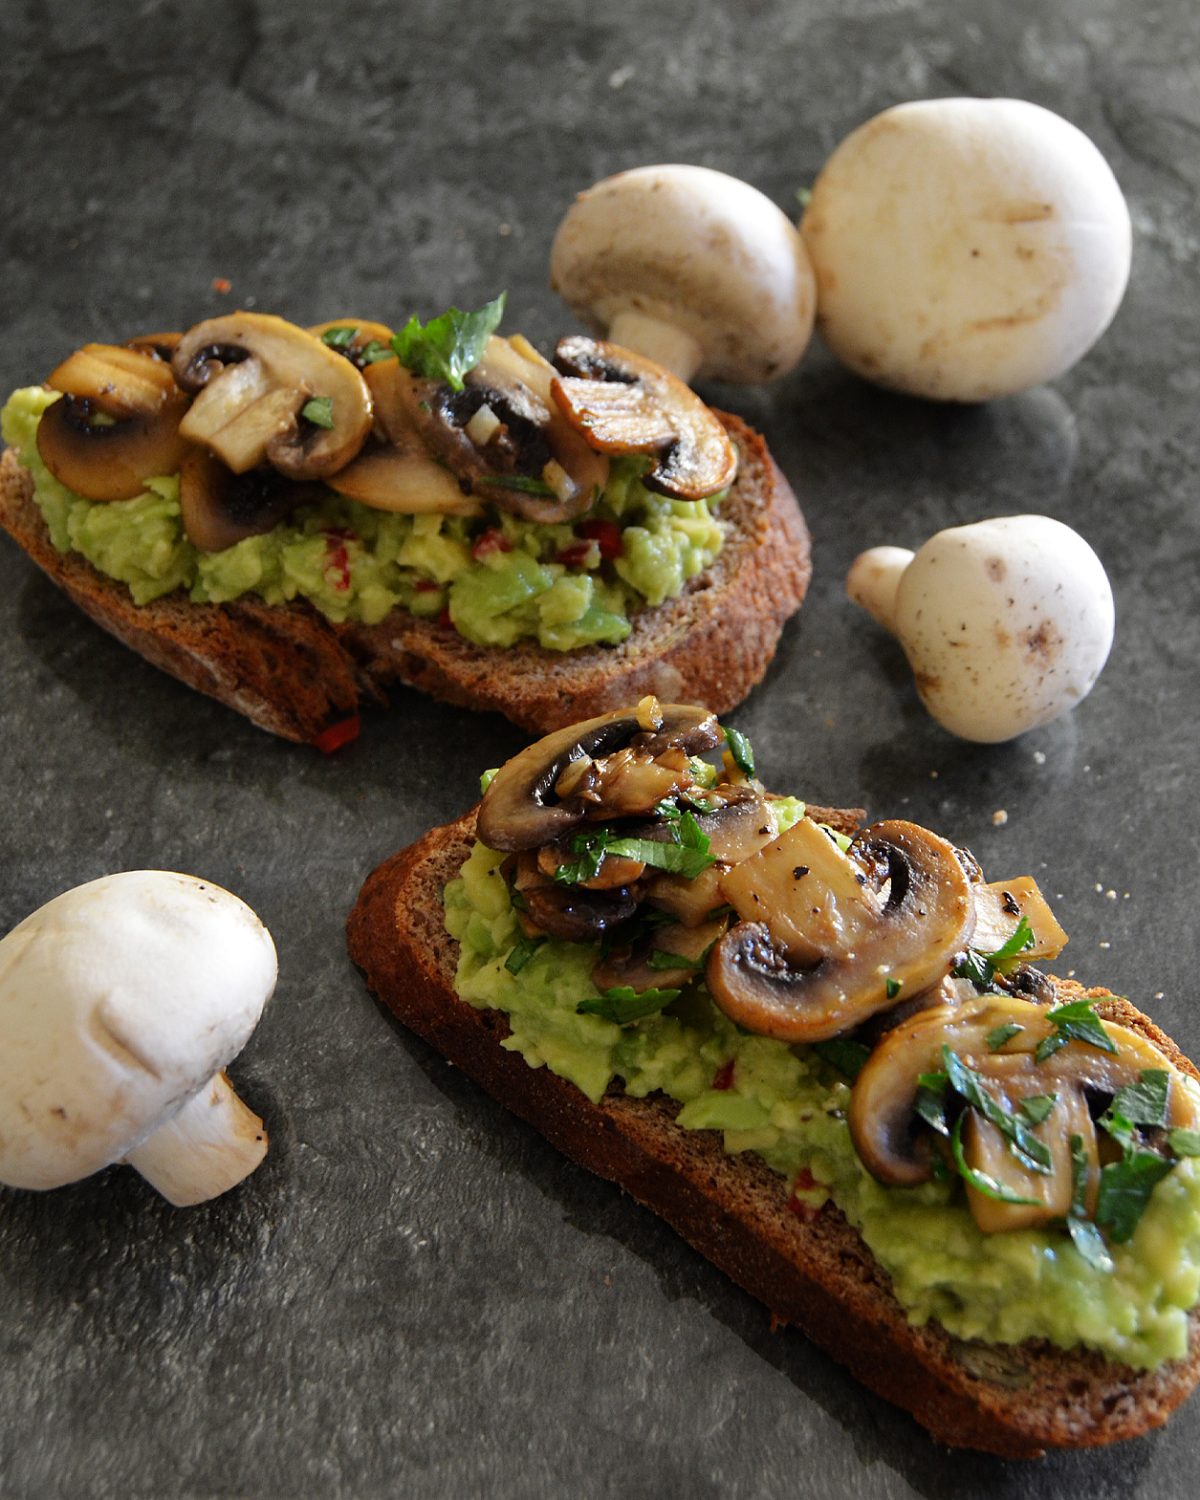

{"left": 0, "top": 871, "right": 277, "bottom": 1207}
{"left": 801, "top": 99, "right": 1132, "bottom": 401}
{"left": 846, "top": 515, "right": 1114, "bottom": 742}
{"left": 550, "top": 164, "right": 816, "bottom": 384}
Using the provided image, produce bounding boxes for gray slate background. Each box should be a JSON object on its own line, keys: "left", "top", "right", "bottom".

{"left": 2, "top": 0, "right": 1199, "bottom": 1495}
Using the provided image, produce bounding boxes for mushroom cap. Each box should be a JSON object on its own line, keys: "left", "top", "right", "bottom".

{"left": 551, "top": 164, "right": 816, "bottom": 383}
{"left": 888, "top": 515, "right": 1114, "bottom": 742}
{"left": 0, "top": 872, "right": 277, "bottom": 1191}
{"left": 802, "top": 98, "right": 1132, "bottom": 401}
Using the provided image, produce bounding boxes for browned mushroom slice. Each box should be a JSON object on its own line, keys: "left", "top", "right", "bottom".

{"left": 970, "top": 876, "right": 1068, "bottom": 961}
{"left": 36, "top": 343, "right": 191, "bottom": 501}
{"left": 849, "top": 994, "right": 1200, "bottom": 1231}
{"left": 706, "top": 819, "right": 974, "bottom": 1042}
{"left": 384, "top": 336, "right": 608, "bottom": 524}
{"left": 645, "top": 788, "right": 780, "bottom": 927}
{"left": 509, "top": 852, "right": 639, "bottom": 942}
{"left": 126, "top": 331, "right": 182, "bottom": 362}
{"left": 594, "top": 914, "right": 727, "bottom": 993}
{"left": 551, "top": 336, "right": 737, "bottom": 501}
{"left": 179, "top": 449, "right": 310, "bottom": 552}
{"left": 173, "top": 312, "right": 372, "bottom": 480}
{"left": 478, "top": 704, "right": 720, "bottom": 853}
{"left": 325, "top": 442, "right": 482, "bottom": 517}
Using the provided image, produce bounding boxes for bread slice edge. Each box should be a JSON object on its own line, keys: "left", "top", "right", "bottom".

{"left": 0, "top": 410, "right": 810, "bottom": 740}
{"left": 346, "top": 808, "right": 1200, "bottom": 1458}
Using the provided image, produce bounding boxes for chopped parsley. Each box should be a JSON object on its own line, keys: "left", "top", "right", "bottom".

{"left": 504, "top": 934, "right": 545, "bottom": 975}
{"left": 392, "top": 292, "right": 506, "bottom": 392}
{"left": 953, "top": 916, "right": 1035, "bottom": 988}
{"left": 812, "top": 1037, "right": 871, "bottom": 1081}
{"left": 1034, "top": 997, "right": 1117, "bottom": 1063}
{"left": 723, "top": 725, "right": 755, "bottom": 778}
{"left": 301, "top": 395, "right": 335, "bottom": 429}
{"left": 576, "top": 985, "right": 680, "bottom": 1025}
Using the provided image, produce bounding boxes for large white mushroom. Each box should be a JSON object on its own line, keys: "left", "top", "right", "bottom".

{"left": 550, "top": 164, "right": 816, "bottom": 384}
{"left": 0, "top": 871, "right": 277, "bottom": 1206}
{"left": 846, "top": 515, "right": 1115, "bottom": 742}
{"left": 801, "top": 99, "right": 1132, "bottom": 401}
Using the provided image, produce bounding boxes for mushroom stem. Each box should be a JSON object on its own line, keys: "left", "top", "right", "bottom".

{"left": 124, "top": 1070, "right": 267, "bottom": 1207}
{"left": 607, "top": 310, "right": 704, "bottom": 384}
{"left": 845, "top": 546, "right": 913, "bottom": 633}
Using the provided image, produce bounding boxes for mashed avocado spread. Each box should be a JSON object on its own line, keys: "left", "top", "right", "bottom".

{"left": 445, "top": 806, "right": 1200, "bottom": 1369}
{"left": 2, "top": 387, "right": 726, "bottom": 651}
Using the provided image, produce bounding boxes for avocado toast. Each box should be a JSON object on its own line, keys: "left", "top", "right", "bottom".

{"left": 347, "top": 703, "right": 1200, "bottom": 1456}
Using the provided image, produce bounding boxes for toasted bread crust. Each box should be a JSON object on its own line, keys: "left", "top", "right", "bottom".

{"left": 0, "top": 412, "right": 809, "bottom": 741}
{"left": 346, "top": 809, "right": 1200, "bottom": 1458}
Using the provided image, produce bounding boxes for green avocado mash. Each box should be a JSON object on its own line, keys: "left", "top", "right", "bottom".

{"left": 445, "top": 814, "right": 1200, "bottom": 1369}
{"left": 1, "top": 386, "right": 726, "bottom": 651}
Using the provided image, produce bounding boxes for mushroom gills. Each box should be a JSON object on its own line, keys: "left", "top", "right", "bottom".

{"left": 477, "top": 705, "right": 720, "bottom": 853}
{"left": 593, "top": 915, "right": 727, "bottom": 994}
{"left": 173, "top": 312, "right": 372, "bottom": 481}
{"left": 179, "top": 449, "right": 312, "bottom": 552}
{"left": 551, "top": 336, "right": 737, "bottom": 502}
{"left": 849, "top": 994, "right": 1200, "bottom": 1233}
{"left": 706, "top": 819, "right": 974, "bottom": 1042}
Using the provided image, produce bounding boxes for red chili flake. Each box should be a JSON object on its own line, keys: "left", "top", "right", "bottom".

{"left": 413, "top": 579, "right": 441, "bottom": 594}
{"left": 212, "top": 277, "right": 232, "bottom": 294}
{"left": 471, "top": 528, "right": 512, "bottom": 560}
{"left": 312, "top": 714, "right": 361, "bottom": 754}
{"left": 555, "top": 540, "right": 594, "bottom": 568}
{"left": 712, "top": 1059, "right": 736, "bottom": 1091}
{"left": 578, "top": 518, "right": 623, "bottom": 559}
{"left": 437, "top": 607, "right": 453, "bottom": 629}
{"left": 324, "top": 532, "right": 352, "bottom": 592}
{"left": 786, "top": 1167, "right": 822, "bottom": 1222}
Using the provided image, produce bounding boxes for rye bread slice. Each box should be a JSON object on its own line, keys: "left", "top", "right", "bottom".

{"left": 346, "top": 808, "right": 1200, "bottom": 1458}
{"left": 0, "top": 411, "right": 809, "bottom": 741}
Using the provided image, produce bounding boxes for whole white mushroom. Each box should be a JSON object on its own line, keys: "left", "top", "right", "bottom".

{"left": 0, "top": 871, "right": 277, "bottom": 1206}
{"left": 846, "top": 515, "right": 1114, "bottom": 742}
{"left": 802, "top": 99, "right": 1132, "bottom": 401}
{"left": 551, "top": 164, "right": 816, "bottom": 384}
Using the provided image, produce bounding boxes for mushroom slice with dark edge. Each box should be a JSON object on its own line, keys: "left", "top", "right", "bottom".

{"left": 508, "top": 852, "right": 639, "bottom": 943}
{"left": 323, "top": 358, "right": 482, "bottom": 517}
{"left": 388, "top": 336, "right": 609, "bottom": 524}
{"left": 551, "top": 335, "right": 737, "bottom": 502}
{"left": 36, "top": 342, "right": 191, "bottom": 501}
{"left": 849, "top": 994, "right": 1200, "bottom": 1233}
{"left": 969, "top": 876, "right": 1068, "bottom": 960}
{"left": 706, "top": 818, "right": 974, "bottom": 1042}
{"left": 477, "top": 704, "right": 720, "bottom": 853}
{"left": 593, "top": 915, "right": 727, "bottom": 993}
{"left": 179, "top": 449, "right": 315, "bottom": 553}
{"left": 173, "top": 312, "right": 372, "bottom": 480}
{"left": 645, "top": 787, "right": 780, "bottom": 927}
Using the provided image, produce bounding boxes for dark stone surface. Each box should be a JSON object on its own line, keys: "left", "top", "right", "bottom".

{"left": 2, "top": 1, "right": 1199, "bottom": 1494}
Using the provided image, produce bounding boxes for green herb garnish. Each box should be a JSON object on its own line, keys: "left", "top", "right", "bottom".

{"left": 1067, "top": 1133, "right": 1114, "bottom": 1271}
{"left": 504, "top": 934, "right": 545, "bottom": 975}
{"left": 986, "top": 1022, "right": 1023, "bottom": 1051}
{"left": 885, "top": 977, "right": 902, "bottom": 1000}
{"left": 576, "top": 986, "right": 680, "bottom": 1025}
{"left": 949, "top": 1114, "right": 1042, "bottom": 1206}
{"left": 914, "top": 1070, "right": 950, "bottom": 1137}
{"left": 320, "top": 325, "right": 358, "bottom": 349}
{"left": 648, "top": 948, "right": 704, "bottom": 972}
{"left": 943, "top": 1047, "right": 1051, "bottom": 1173}
{"left": 392, "top": 292, "right": 506, "bottom": 392}
{"left": 812, "top": 1037, "right": 872, "bottom": 1081}
{"left": 477, "top": 474, "right": 557, "bottom": 497}
{"left": 1017, "top": 1094, "right": 1058, "bottom": 1128}
{"left": 1096, "top": 1150, "right": 1175, "bottom": 1243}
{"left": 723, "top": 725, "right": 756, "bottom": 778}
{"left": 953, "top": 916, "right": 1035, "bottom": 989}
{"left": 1034, "top": 997, "right": 1117, "bottom": 1063}
{"left": 360, "top": 339, "right": 394, "bottom": 363}
{"left": 301, "top": 396, "right": 335, "bottom": 429}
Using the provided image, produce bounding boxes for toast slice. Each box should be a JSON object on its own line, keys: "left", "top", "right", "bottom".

{"left": 0, "top": 411, "right": 809, "bottom": 742}
{"left": 347, "top": 807, "right": 1200, "bottom": 1458}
